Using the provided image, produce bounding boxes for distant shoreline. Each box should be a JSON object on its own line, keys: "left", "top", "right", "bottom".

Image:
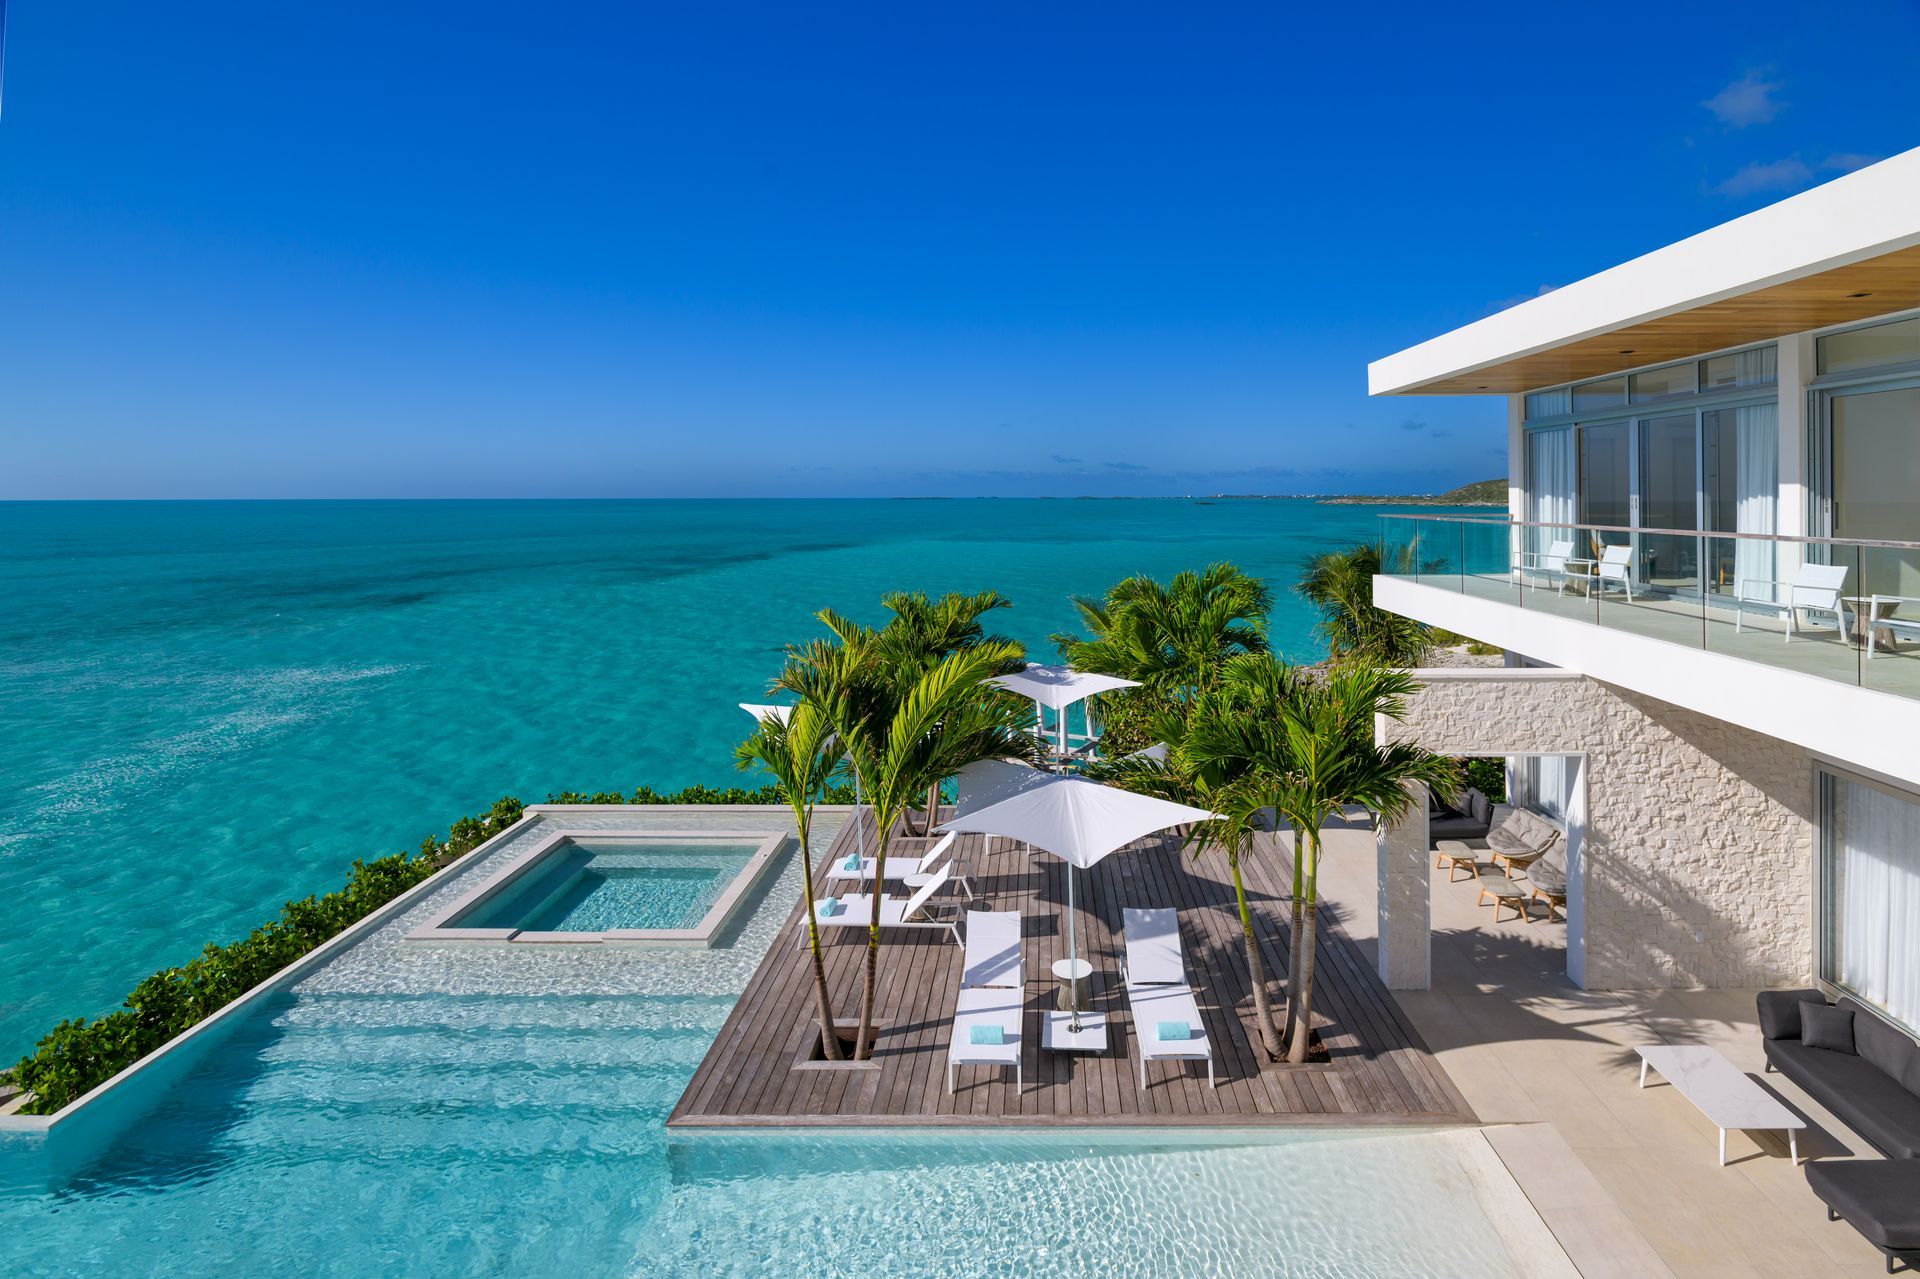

{"left": 1315, "top": 495, "right": 1505, "bottom": 506}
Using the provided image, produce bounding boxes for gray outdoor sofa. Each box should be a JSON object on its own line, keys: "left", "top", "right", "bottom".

{"left": 1759, "top": 989, "right": 1920, "bottom": 1272}
{"left": 1428, "top": 787, "right": 1493, "bottom": 843}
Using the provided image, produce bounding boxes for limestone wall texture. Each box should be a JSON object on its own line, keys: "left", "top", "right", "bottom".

{"left": 1384, "top": 670, "right": 1813, "bottom": 990}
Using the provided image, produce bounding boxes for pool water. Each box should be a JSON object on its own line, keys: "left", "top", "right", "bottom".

{"left": 0, "top": 988, "right": 1549, "bottom": 1278}
{"left": 459, "top": 845, "right": 756, "bottom": 933}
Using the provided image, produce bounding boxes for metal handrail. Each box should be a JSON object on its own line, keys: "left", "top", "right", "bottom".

{"left": 1378, "top": 511, "right": 1920, "bottom": 553}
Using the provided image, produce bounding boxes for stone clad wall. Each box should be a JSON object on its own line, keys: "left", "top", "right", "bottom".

{"left": 1384, "top": 669, "right": 1813, "bottom": 990}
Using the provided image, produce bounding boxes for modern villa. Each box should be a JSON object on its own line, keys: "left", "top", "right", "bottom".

{"left": 1368, "top": 144, "right": 1920, "bottom": 1270}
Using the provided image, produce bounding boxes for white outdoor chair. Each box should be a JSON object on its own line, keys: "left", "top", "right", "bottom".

{"left": 1121, "top": 907, "right": 1215, "bottom": 1090}
{"left": 1593, "top": 544, "right": 1635, "bottom": 602}
{"left": 947, "top": 987, "right": 1023, "bottom": 1093}
{"left": 1867, "top": 595, "right": 1920, "bottom": 659}
{"left": 1735, "top": 562, "right": 1851, "bottom": 642}
{"left": 960, "top": 909, "right": 1022, "bottom": 990}
{"left": 804, "top": 864, "right": 962, "bottom": 948}
{"left": 1515, "top": 538, "right": 1578, "bottom": 594}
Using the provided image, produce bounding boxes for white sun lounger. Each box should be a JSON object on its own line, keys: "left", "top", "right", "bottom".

{"left": 821, "top": 831, "right": 959, "bottom": 887}
{"left": 961, "top": 910, "right": 1022, "bottom": 990}
{"left": 803, "top": 864, "right": 961, "bottom": 948}
{"left": 1122, "top": 907, "right": 1215, "bottom": 1090}
{"left": 947, "top": 986, "right": 1023, "bottom": 1093}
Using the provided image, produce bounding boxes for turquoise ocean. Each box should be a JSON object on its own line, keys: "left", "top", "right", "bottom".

{"left": 0, "top": 497, "right": 1463, "bottom": 1060}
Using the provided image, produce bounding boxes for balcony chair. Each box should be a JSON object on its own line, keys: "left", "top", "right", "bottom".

{"left": 1514, "top": 539, "right": 1579, "bottom": 595}
{"left": 1734, "top": 562, "right": 1851, "bottom": 642}
{"left": 1593, "top": 544, "right": 1635, "bottom": 601}
{"left": 1867, "top": 595, "right": 1920, "bottom": 659}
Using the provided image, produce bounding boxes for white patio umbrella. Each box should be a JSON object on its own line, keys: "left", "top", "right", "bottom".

{"left": 988, "top": 664, "right": 1140, "bottom": 764}
{"left": 739, "top": 702, "right": 863, "bottom": 861}
{"left": 941, "top": 762, "right": 1217, "bottom": 1028}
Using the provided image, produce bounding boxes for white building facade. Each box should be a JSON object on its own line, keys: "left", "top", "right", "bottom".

{"left": 1366, "top": 147, "right": 1920, "bottom": 1038}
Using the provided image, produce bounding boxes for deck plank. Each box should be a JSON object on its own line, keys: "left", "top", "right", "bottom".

{"left": 667, "top": 812, "right": 1475, "bottom": 1129}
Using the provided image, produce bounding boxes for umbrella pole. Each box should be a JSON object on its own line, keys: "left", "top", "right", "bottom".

{"left": 1067, "top": 862, "right": 1081, "bottom": 1033}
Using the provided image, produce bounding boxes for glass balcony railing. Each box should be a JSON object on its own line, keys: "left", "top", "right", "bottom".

{"left": 1379, "top": 513, "right": 1920, "bottom": 703}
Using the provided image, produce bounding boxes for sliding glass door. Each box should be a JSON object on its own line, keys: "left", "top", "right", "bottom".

{"left": 1819, "top": 382, "right": 1920, "bottom": 598}
{"left": 1637, "top": 414, "right": 1699, "bottom": 592}
{"left": 1578, "top": 422, "right": 1629, "bottom": 554}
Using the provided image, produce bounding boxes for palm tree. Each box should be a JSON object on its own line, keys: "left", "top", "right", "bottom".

{"left": 735, "top": 702, "right": 846, "bottom": 1060}
{"left": 1053, "top": 562, "right": 1271, "bottom": 700}
{"left": 1296, "top": 544, "right": 1432, "bottom": 667}
{"left": 869, "top": 590, "right": 1024, "bottom": 834}
{"left": 1096, "top": 731, "right": 1286, "bottom": 1059}
{"left": 1244, "top": 658, "right": 1458, "bottom": 1062}
{"left": 777, "top": 618, "right": 1037, "bottom": 1060}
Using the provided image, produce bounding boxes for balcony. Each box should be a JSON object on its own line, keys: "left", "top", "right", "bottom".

{"left": 1377, "top": 514, "right": 1920, "bottom": 704}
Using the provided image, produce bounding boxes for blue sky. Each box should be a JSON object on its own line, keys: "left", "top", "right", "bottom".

{"left": 2, "top": 3, "right": 1917, "bottom": 499}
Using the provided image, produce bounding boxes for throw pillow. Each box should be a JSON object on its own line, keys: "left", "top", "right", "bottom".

{"left": 1801, "top": 1001, "right": 1856, "bottom": 1054}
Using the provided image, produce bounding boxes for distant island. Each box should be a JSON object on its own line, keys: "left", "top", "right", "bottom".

{"left": 1317, "top": 477, "right": 1507, "bottom": 507}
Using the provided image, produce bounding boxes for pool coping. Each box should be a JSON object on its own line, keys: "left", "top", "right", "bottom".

{"left": 0, "top": 804, "right": 846, "bottom": 1150}
{"left": 404, "top": 828, "right": 789, "bottom": 947}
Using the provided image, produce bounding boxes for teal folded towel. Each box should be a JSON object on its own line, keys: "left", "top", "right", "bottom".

{"left": 842, "top": 855, "right": 861, "bottom": 871}
{"left": 1155, "top": 1020, "right": 1191, "bottom": 1042}
{"left": 819, "top": 897, "right": 839, "bottom": 917}
{"left": 969, "top": 1024, "right": 1004, "bottom": 1046}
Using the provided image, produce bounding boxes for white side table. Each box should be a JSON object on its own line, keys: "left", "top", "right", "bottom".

{"left": 1051, "top": 957, "right": 1092, "bottom": 1011}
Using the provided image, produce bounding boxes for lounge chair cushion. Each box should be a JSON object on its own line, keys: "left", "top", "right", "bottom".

{"left": 1801, "top": 1002, "right": 1856, "bottom": 1054}
{"left": 1757, "top": 988, "right": 1827, "bottom": 1040}
{"left": 1805, "top": 1159, "right": 1920, "bottom": 1252}
{"left": 1487, "top": 807, "right": 1558, "bottom": 853}
{"left": 1155, "top": 1020, "right": 1191, "bottom": 1042}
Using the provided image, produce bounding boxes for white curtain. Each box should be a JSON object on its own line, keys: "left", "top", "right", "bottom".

{"left": 1527, "top": 427, "right": 1576, "bottom": 560}
{"left": 1735, "top": 346, "right": 1778, "bottom": 387}
{"left": 1833, "top": 777, "right": 1920, "bottom": 1029}
{"left": 1733, "top": 402, "right": 1779, "bottom": 591}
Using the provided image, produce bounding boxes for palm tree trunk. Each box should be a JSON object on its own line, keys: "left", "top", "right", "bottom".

{"left": 920, "top": 781, "right": 942, "bottom": 837}
{"left": 855, "top": 810, "right": 886, "bottom": 1060}
{"left": 796, "top": 816, "right": 842, "bottom": 1061}
{"left": 1230, "top": 850, "right": 1282, "bottom": 1059}
{"left": 1284, "top": 829, "right": 1304, "bottom": 1033}
{"left": 1286, "top": 830, "right": 1321, "bottom": 1064}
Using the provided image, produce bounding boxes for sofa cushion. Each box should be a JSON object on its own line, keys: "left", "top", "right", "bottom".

{"left": 1465, "top": 788, "right": 1492, "bottom": 826}
{"left": 1803, "top": 1001, "right": 1857, "bottom": 1054}
{"left": 1757, "top": 988, "right": 1826, "bottom": 1040}
{"left": 1805, "top": 1159, "right": 1920, "bottom": 1252}
{"left": 1767, "top": 1039, "right": 1920, "bottom": 1160}
{"left": 1488, "top": 807, "right": 1557, "bottom": 853}
{"left": 1839, "top": 998, "right": 1920, "bottom": 1089}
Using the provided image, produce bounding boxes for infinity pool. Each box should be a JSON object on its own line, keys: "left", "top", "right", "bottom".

{"left": 0, "top": 809, "right": 1569, "bottom": 1277}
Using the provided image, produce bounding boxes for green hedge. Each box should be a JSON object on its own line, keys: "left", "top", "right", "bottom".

{"left": 546, "top": 781, "right": 856, "bottom": 805}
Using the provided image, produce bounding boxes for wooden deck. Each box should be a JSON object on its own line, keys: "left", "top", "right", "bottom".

{"left": 668, "top": 811, "right": 1474, "bottom": 1128}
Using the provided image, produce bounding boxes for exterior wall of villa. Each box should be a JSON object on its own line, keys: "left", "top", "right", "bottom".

{"left": 1382, "top": 668, "right": 1814, "bottom": 990}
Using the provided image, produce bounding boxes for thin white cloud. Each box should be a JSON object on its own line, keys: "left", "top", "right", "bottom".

{"left": 1714, "top": 157, "right": 1812, "bottom": 197}
{"left": 1712, "top": 151, "right": 1884, "bottom": 199}
{"left": 1703, "top": 72, "right": 1784, "bottom": 128}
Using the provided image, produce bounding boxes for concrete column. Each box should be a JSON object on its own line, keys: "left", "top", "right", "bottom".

{"left": 1776, "top": 330, "right": 1815, "bottom": 542}
{"left": 1562, "top": 755, "right": 1590, "bottom": 989}
{"left": 1376, "top": 778, "right": 1431, "bottom": 990}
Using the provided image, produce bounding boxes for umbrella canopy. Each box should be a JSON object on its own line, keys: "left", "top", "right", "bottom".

{"left": 988, "top": 663, "right": 1138, "bottom": 711}
{"left": 941, "top": 768, "right": 1216, "bottom": 1028}
{"left": 738, "top": 703, "right": 794, "bottom": 724}
{"left": 942, "top": 769, "right": 1215, "bottom": 869}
